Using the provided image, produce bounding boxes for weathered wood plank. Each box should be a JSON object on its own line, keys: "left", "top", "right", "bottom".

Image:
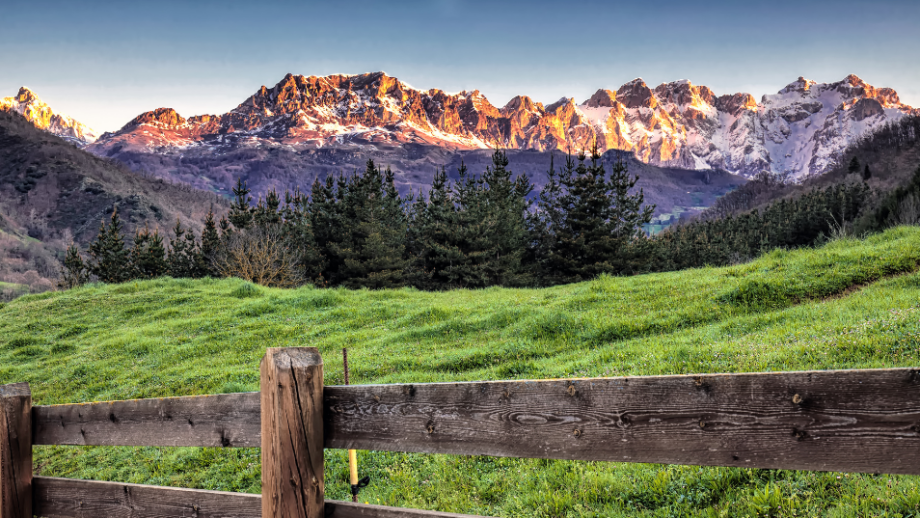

{"left": 32, "top": 476, "right": 261, "bottom": 518}
{"left": 0, "top": 382, "right": 31, "bottom": 518}
{"left": 33, "top": 477, "right": 492, "bottom": 518}
{"left": 33, "top": 392, "right": 260, "bottom": 448}
{"left": 324, "top": 368, "right": 920, "bottom": 475}
{"left": 261, "top": 347, "right": 324, "bottom": 518}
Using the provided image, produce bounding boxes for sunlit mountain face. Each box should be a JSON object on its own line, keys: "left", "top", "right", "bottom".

{"left": 79, "top": 72, "right": 917, "bottom": 180}
{"left": 1, "top": 87, "right": 97, "bottom": 147}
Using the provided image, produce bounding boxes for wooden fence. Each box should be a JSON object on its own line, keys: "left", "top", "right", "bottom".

{"left": 2, "top": 347, "right": 919, "bottom": 517}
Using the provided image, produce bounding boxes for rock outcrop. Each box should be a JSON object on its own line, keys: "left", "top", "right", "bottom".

{"left": 1, "top": 87, "right": 97, "bottom": 146}
{"left": 88, "top": 72, "right": 918, "bottom": 179}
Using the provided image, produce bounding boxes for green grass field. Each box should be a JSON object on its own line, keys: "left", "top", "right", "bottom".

{"left": 2, "top": 227, "right": 920, "bottom": 517}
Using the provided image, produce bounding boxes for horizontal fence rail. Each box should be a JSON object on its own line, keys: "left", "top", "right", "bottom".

{"left": 324, "top": 368, "right": 920, "bottom": 474}
{"left": 33, "top": 477, "right": 483, "bottom": 518}
{"left": 33, "top": 392, "right": 261, "bottom": 448}
{"left": 32, "top": 368, "right": 920, "bottom": 475}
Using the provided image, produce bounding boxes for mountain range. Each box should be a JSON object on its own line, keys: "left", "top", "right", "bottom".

{"left": 3, "top": 73, "right": 915, "bottom": 183}
{"left": 59, "top": 72, "right": 916, "bottom": 180}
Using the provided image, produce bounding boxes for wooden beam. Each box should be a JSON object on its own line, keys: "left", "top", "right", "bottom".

{"left": 33, "top": 477, "right": 493, "bottom": 518}
{"left": 32, "top": 476, "right": 261, "bottom": 518}
{"left": 33, "top": 392, "right": 260, "bottom": 448}
{"left": 0, "top": 383, "right": 31, "bottom": 518}
{"left": 324, "top": 368, "right": 920, "bottom": 475}
{"left": 261, "top": 347, "right": 324, "bottom": 518}
{"left": 26, "top": 367, "right": 920, "bottom": 475}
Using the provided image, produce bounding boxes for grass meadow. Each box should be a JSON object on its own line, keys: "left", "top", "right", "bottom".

{"left": 2, "top": 227, "right": 920, "bottom": 517}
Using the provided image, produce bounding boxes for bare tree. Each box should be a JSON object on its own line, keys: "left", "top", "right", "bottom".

{"left": 893, "top": 193, "right": 920, "bottom": 226}
{"left": 213, "top": 225, "right": 305, "bottom": 288}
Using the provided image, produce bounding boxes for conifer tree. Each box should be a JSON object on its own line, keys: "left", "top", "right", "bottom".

{"left": 228, "top": 178, "right": 254, "bottom": 230}
{"left": 443, "top": 151, "right": 534, "bottom": 288}
{"left": 407, "top": 167, "right": 465, "bottom": 289}
{"left": 253, "top": 190, "right": 283, "bottom": 226}
{"left": 88, "top": 206, "right": 130, "bottom": 283}
{"left": 534, "top": 142, "right": 653, "bottom": 283}
{"left": 167, "top": 220, "right": 203, "bottom": 278}
{"left": 848, "top": 156, "right": 861, "bottom": 175}
{"left": 332, "top": 160, "right": 409, "bottom": 289}
{"left": 129, "top": 224, "right": 168, "bottom": 279}
{"left": 863, "top": 164, "right": 872, "bottom": 182}
{"left": 58, "top": 243, "right": 89, "bottom": 289}
{"left": 309, "top": 174, "right": 345, "bottom": 282}
{"left": 200, "top": 208, "right": 221, "bottom": 275}
{"left": 281, "top": 188, "right": 325, "bottom": 282}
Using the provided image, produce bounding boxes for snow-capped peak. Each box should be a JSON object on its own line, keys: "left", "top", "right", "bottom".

{"left": 87, "top": 72, "right": 917, "bottom": 180}
{"left": 1, "top": 87, "right": 98, "bottom": 146}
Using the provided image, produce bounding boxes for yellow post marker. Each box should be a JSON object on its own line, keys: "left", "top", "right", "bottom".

{"left": 348, "top": 449, "right": 359, "bottom": 501}
{"left": 343, "top": 348, "right": 361, "bottom": 502}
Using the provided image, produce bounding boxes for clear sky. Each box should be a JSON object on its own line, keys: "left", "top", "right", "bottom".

{"left": 3, "top": 0, "right": 919, "bottom": 132}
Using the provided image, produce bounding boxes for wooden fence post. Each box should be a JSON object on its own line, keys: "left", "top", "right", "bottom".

{"left": 261, "top": 348, "right": 324, "bottom": 518}
{"left": 0, "top": 383, "right": 31, "bottom": 518}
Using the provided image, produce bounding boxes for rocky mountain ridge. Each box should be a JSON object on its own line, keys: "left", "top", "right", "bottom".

{"left": 1, "top": 87, "right": 98, "bottom": 146}
{"left": 87, "top": 72, "right": 918, "bottom": 179}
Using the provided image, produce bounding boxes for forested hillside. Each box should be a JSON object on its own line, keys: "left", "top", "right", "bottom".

{"left": 0, "top": 110, "right": 227, "bottom": 299}
{"left": 651, "top": 115, "right": 920, "bottom": 270}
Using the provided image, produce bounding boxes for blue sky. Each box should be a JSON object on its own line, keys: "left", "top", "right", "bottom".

{"left": 3, "top": 0, "right": 919, "bottom": 132}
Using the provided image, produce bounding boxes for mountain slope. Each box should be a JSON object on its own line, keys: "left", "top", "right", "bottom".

{"left": 0, "top": 110, "right": 227, "bottom": 297}
{"left": 89, "top": 72, "right": 918, "bottom": 179}
{"left": 700, "top": 114, "right": 920, "bottom": 223}
{"left": 0, "top": 110, "right": 224, "bottom": 244}
{"left": 1, "top": 87, "right": 97, "bottom": 146}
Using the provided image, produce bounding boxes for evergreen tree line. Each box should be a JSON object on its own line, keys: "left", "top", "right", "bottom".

{"left": 59, "top": 145, "right": 920, "bottom": 291}
{"left": 60, "top": 146, "right": 653, "bottom": 289}
{"left": 648, "top": 182, "right": 873, "bottom": 270}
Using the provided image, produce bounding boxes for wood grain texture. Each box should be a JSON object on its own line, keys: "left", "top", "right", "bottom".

{"left": 33, "top": 478, "right": 493, "bottom": 518}
{"left": 33, "top": 392, "right": 260, "bottom": 448}
{"left": 261, "top": 347, "right": 324, "bottom": 518}
{"left": 324, "top": 368, "right": 920, "bottom": 474}
{"left": 32, "top": 476, "right": 261, "bottom": 518}
{"left": 0, "top": 383, "right": 31, "bottom": 518}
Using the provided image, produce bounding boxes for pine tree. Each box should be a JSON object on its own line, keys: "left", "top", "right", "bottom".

{"left": 310, "top": 174, "right": 346, "bottom": 282}
{"left": 333, "top": 160, "right": 409, "bottom": 289}
{"left": 200, "top": 208, "right": 221, "bottom": 275}
{"left": 88, "top": 206, "right": 130, "bottom": 283}
{"left": 534, "top": 142, "right": 653, "bottom": 283}
{"left": 443, "top": 151, "right": 533, "bottom": 288}
{"left": 863, "top": 164, "right": 872, "bottom": 182}
{"left": 281, "top": 188, "right": 325, "bottom": 282}
{"left": 407, "top": 167, "right": 465, "bottom": 289}
{"left": 58, "top": 243, "right": 89, "bottom": 289}
{"left": 167, "top": 220, "right": 203, "bottom": 278}
{"left": 228, "top": 178, "right": 254, "bottom": 230}
{"left": 129, "top": 224, "right": 168, "bottom": 279}
{"left": 848, "top": 156, "right": 861, "bottom": 175}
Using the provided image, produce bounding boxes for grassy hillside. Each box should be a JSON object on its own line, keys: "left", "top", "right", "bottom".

{"left": 3, "top": 227, "right": 920, "bottom": 517}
